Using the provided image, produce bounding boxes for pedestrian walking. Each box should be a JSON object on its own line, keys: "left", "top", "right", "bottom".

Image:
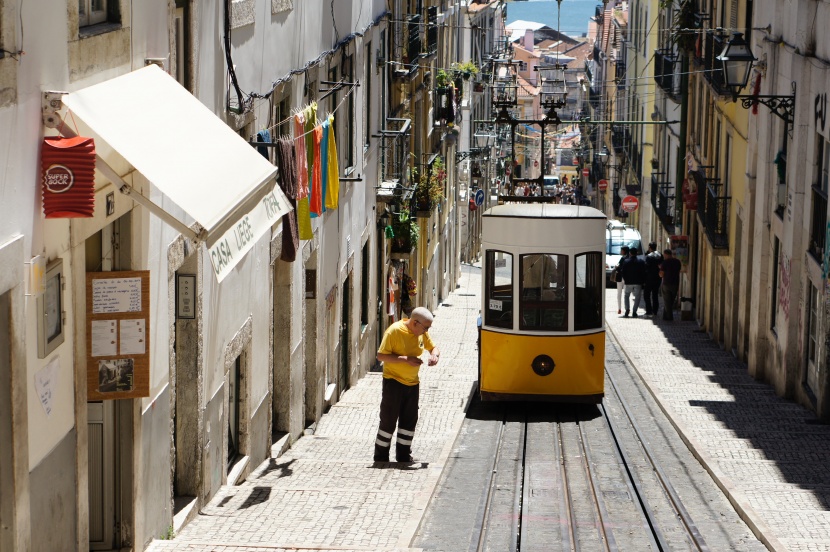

{"left": 614, "top": 245, "right": 629, "bottom": 314}
{"left": 643, "top": 242, "right": 663, "bottom": 317}
{"left": 374, "top": 306, "right": 441, "bottom": 463}
{"left": 621, "top": 247, "right": 646, "bottom": 317}
{"left": 659, "top": 249, "right": 682, "bottom": 321}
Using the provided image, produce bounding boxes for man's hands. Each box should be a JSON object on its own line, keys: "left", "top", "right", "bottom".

{"left": 427, "top": 348, "right": 441, "bottom": 366}
{"left": 400, "top": 355, "right": 423, "bottom": 367}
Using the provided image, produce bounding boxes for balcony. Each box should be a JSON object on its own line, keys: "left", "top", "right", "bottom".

{"left": 378, "top": 118, "right": 412, "bottom": 194}
{"left": 654, "top": 49, "right": 681, "bottom": 101}
{"left": 697, "top": 179, "right": 730, "bottom": 250}
{"left": 650, "top": 173, "right": 676, "bottom": 232}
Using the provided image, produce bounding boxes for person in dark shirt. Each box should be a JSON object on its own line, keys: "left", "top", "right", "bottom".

{"left": 643, "top": 242, "right": 663, "bottom": 317}
{"left": 659, "top": 249, "right": 682, "bottom": 321}
{"left": 621, "top": 247, "right": 646, "bottom": 317}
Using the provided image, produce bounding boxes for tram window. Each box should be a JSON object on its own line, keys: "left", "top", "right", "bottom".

{"left": 520, "top": 254, "right": 568, "bottom": 331}
{"left": 485, "top": 250, "right": 513, "bottom": 328}
{"left": 574, "top": 252, "right": 603, "bottom": 331}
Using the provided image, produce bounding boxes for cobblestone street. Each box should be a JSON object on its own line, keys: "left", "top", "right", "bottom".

{"left": 149, "top": 266, "right": 830, "bottom": 552}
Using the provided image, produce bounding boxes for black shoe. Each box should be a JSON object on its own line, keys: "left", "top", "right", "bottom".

{"left": 632, "top": 314, "right": 638, "bottom": 318}
{"left": 623, "top": 311, "right": 629, "bottom": 317}
{"left": 396, "top": 455, "right": 415, "bottom": 463}
{"left": 373, "top": 455, "right": 389, "bottom": 462}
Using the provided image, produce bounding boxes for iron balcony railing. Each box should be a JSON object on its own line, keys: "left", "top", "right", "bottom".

{"left": 379, "top": 118, "right": 411, "bottom": 191}
{"left": 611, "top": 127, "right": 630, "bottom": 153}
{"left": 697, "top": 179, "right": 730, "bottom": 249}
{"left": 650, "top": 173, "right": 676, "bottom": 231}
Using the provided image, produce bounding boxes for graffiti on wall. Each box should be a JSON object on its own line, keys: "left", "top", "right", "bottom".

{"left": 779, "top": 254, "right": 792, "bottom": 321}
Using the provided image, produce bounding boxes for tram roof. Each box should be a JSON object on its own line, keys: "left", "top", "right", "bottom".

{"left": 483, "top": 203, "right": 606, "bottom": 219}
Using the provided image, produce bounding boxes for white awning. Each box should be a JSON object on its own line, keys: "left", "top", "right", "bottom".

{"left": 62, "top": 64, "right": 292, "bottom": 281}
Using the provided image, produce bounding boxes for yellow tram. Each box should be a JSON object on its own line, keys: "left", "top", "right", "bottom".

{"left": 479, "top": 203, "right": 607, "bottom": 402}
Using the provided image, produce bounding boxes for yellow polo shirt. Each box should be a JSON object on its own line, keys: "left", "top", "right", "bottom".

{"left": 378, "top": 319, "right": 436, "bottom": 386}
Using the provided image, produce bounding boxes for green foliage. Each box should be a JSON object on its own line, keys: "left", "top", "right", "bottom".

{"left": 159, "top": 526, "right": 175, "bottom": 540}
{"left": 435, "top": 69, "right": 452, "bottom": 88}
{"left": 391, "top": 208, "right": 419, "bottom": 250}
{"left": 452, "top": 60, "right": 480, "bottom": 80}
{"left": 415, "top": 156, "right": 447, "bottom": 209}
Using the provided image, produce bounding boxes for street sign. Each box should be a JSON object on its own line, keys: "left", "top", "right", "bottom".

{"left": 598, "top": 179, "right": 608, "bottom": 191}
{"left": 582, "top": 168, "right": 590, "bottom": 177}
{"left": 621, "top": 195, "right": 639, "bottom": 212}
{"left": 475, "top": 188, "right": 485, "bottom": 206}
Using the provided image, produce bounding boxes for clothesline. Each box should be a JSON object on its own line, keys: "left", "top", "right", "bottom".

{"left": 262, "top": 82, "right": 358, "bottom": 141}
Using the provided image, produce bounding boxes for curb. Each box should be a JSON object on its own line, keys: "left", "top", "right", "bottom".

{"left": 396, "top": 380, "right": 478, "bottom": 549}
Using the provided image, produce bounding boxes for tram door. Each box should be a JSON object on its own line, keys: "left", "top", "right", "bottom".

{"left": 87, "top": 216, "right": 134, "bottom": 550}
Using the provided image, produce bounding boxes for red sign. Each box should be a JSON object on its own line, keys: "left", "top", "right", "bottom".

{"left": 41, "top": 136, "right": 96, "bottom": 218}
{"left": 572, "top": 158, "right": 579, "bottom": 165}
{"left": 598, "top": 179, "right": 608, "bottom": 191}
{"left": 582, "top": 168, "right": 590, "bottom": 177}
{"left": 621, "top": 195, "right": 639, "bottom": 212}
{"left": 533, "top": 160, "right": 539, "bottom": 167}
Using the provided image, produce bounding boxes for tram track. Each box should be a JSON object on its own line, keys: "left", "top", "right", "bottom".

{"left": 466, "top": 377, "right": 710, "bottom": 552}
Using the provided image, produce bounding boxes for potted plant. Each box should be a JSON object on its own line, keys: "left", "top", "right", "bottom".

{"left": 452, "top": 60, "right": 479, "bottom": 81}
{"left": 391, "top": 208, "right": 419, "bottom": 252}
{"left": 415, "top": 156, "right": 447, "bottom": 212}
{"left": 444, "top": 123, "right": 460, "bottom": 144}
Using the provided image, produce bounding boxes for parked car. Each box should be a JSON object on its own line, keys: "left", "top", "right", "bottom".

{"left": 605, "top": 220, "right": 643, "bottom": 286}
{"left": 542, "top": 175, "right": 560, "bottom": 196}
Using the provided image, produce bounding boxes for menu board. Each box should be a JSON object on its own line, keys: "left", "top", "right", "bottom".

{"left": 86, "top": 271, "right": 150, "bottom": 400}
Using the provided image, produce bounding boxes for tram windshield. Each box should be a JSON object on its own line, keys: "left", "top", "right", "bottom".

{"left": 520, "top": 254, "right": 568, "bottom": 331}
{"left": 484, "top": 250, "right": 514, "bottom": 329}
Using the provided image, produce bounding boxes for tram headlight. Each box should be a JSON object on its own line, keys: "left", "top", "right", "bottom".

{"left": 531, "top": 354, "right": 555, "bottom": 376}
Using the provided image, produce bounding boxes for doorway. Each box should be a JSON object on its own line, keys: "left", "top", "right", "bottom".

{"left": 340, "top": 275, "right": 351, "bottom": 398}
{"left": 0, "top": 291, "right": 12, "bottom": 552}
{"left": 86, "top": 215, "right": 134, "bottom": 550}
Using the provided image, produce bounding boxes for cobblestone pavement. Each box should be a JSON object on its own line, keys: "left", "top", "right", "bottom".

{"left": 149, "top": 266, "right": 830, "bottom": 552}
{"left": 147, "top": 264, "right": 483, "bottom": 552}
{"left": 607, "top": 296, "right": 830, "bottom": 552}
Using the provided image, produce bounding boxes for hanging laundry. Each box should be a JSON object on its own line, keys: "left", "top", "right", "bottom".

{"left": 256, "top": 129, "right": 272, "bottom": 161}
{"left": 297, "top": 196, "right": 313, "bottom": 240}
{"left": 325, "top": 114, "right": 340, "bottom": 210}
{"left": 305, "top": 103, "right": 322, "bottom": 215}
{"left": 293, "top": 113, "right": 309, "bottom": 200}
{"left": 318, "top": 117, "right": 329, "bottom": 214}
{"left": 276, "top": 137, "right": 299, "bottom": 261}
{"left": 310, "top": 122, "right": 324, "bottom": 217}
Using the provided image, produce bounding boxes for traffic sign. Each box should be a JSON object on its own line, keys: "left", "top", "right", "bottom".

{"left": 582, "top": 168, "right": 590, "bottom": 177}
{"left": 621, "top": 195, "right": 639, "bottom": 212}
{"left": 475, "top": 188, "right": 485, "bottom": 206}
{"left": 598, "top": 179, "right": 608, "bottom": 191}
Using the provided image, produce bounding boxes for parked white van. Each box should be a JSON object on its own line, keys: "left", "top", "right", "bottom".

{"left": 605, "top": 220, "right": 643, "bottom": 286}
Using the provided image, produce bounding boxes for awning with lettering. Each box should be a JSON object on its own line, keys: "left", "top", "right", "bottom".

{"left": 61, "top": 64, "right": 291, "bottom": 282}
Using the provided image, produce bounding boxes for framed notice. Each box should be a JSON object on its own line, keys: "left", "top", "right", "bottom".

{"left": 86, "top": 271, "right": 150, "bottom": 400}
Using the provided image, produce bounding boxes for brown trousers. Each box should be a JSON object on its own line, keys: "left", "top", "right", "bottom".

{"left": 374, "top": 377, "right": 420, "bottom": 461}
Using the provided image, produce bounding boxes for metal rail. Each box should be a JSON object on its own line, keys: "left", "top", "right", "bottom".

{"left": 604, "top": 368, "right": 711, "bottom": 551}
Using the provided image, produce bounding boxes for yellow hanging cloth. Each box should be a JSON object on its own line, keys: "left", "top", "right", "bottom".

{"left": 297, "top": 196, "right": 313, "bottom": 240}
{"left": 325, "top": 114, "right": 340, "bottom": 210}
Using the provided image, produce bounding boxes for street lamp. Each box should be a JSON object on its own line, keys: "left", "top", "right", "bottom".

{"left": 539, "top": 64, "right": 568, "bottom": 111}
{"left": 717, "top": 32, "right": 795, "bottom": 129}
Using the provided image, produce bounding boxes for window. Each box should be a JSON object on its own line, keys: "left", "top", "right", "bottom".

{"left": 771, "top": 237, "right": 779, "bottom": 333}
{"left": 810, "top": 136, "right": 829, "bottom": 262}
{"left": 484, "top": 250, "right": 513, "bottom": 329}
{"left": 807, "top": 282, "right": 820, "bottom": 394}
{"left": 273, "top": 93, "right": 291, "bottom": 140}
{"left": 365, "top": 42, "right": 372, "bottom": 149}
{"left": 79, "top": 0, "right": 107, "bottom": 27}
{"left": 520, "top": 254, "right": 568, "bottom": 331}
{"left": 344, "top": 54, "right": 355, "bottom": 171}
{"left": 574, "top": 252, "right": 603, "bottom": 331}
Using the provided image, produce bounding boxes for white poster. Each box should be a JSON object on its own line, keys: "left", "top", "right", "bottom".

{"left": 119, "top": 319, "right": 146, "bottom": 355}
{"left": 91, "top": 319, "right": 118, "bottom": 357}
{"left": 92, "top": 277, "right": 142, "bottom": 313}
{"left": 34, "top": 357, "right": 60, "bottom": 416}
